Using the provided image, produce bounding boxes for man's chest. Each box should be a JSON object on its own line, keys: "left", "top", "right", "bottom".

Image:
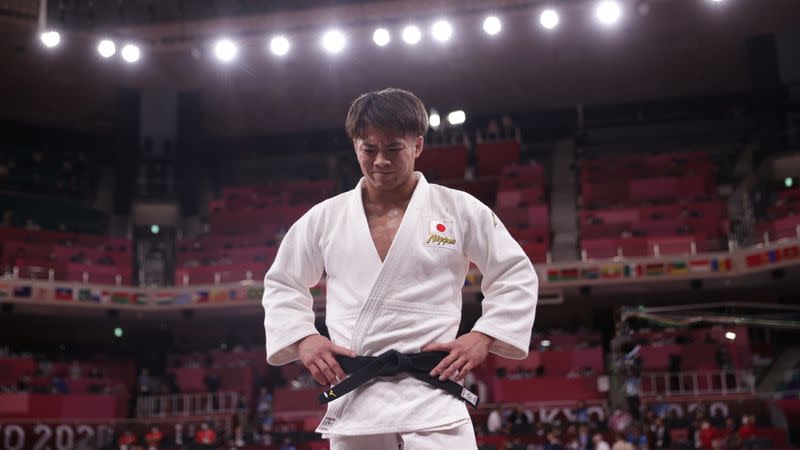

{"left": 365, "top": 211, "right": 403, "bottom": 262}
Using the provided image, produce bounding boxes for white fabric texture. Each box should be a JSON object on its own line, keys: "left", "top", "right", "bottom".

{"left": 263, "top": 173, "right": 538, "bottom": 436}
{"left": 330, "top": 419, "right": 477, "bottom": 450}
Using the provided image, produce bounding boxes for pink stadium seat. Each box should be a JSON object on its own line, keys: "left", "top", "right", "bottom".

{"left": 491, "top": 377, "right": 602, "bottom": 402}
{"left": 415, "top": 144, "right": 468, "bottom": 180}
{"left": 477, "top": 141, "right": 521, "bottom": 177}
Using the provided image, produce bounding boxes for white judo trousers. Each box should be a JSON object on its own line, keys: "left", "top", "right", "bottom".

{"left": 263, "top": 172, "right": 538, "bottom": 439}
{"left": 330, "top": 421, "right": 477, "bottom": 449}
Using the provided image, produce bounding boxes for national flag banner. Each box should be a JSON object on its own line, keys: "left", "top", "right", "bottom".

{"left": 229, "top": 288, "right": 248, "bottom": 301}
{"left": 690, "top": 259, "right": 711, "bottom": 272}
{"left": 581, "top": 267, "right": 600, "bottom": 280}
{"left": 100, "top": 291, "right": 112, "bottom": 304}
{"left": 745, "top": 253, "right": 766, "bottom": 267}
{"left": 33, "top": 287, "right": 50, "bottom": 301}
{"left": 174, "top": 292, "right": 192, "bottom": 305}
{"left": 155, "top": 291, "right": 174, "bottom": 305}
{"left": 645, "top": 263, "right": 665, "bottom": 277}
{"left": 712, "top": 258, "right": 732, "bottom": 272}
{"left": 783, "top": 245, "right": 799, "bottom": 260}
{"left": 559, "top": 268, "right": 579, "bottom": 281}
{"left": 211, "top": 289, "right": 229, "bottom": 302}
{"left": 0, "top": 283, "right": 11, "bottom": 298}
{"left": 601, "top": 264, "right": 624, "bottom": 279}
{"left": 54, "top": 287, "right": 74, "bottom": 301}
{"left": 667, "top": 261, "right": 688, "bottom": 275}
{"left": 767, "top": 250, "right": 782, "bottom": 263}
{"left": 111, "top": 291, "right": 131, "bottom": 304}
{"left": 134, "top": 293, "right": 148, "bottom": 305}
{"left": 12, "top": 285, "right": 32, "bottom": 298}
{"left": 78, "top": 288, "right": 92, "bottom": 302}
{"left": 546, "top": 270, "right": 560, "bottom": 282}
{"left": 247, "top": 287, "right": 263, "bottom": 300}
{"left": 195, "top": 291, "right": 209, "bottom": 303}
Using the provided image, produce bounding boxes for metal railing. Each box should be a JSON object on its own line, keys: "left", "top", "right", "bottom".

{"left": 136, "top": 391, "right": 240, "bottom": 417}
{"left": 639, "top": 370, "right": 756, "bottom": 397}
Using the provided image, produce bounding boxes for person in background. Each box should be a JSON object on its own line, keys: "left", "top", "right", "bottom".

{"left": 576, "top": 424, "right": 593, "bottom": 450}
{"left": 648, "top": 417, "right": 670, "bottom": 450}
{"left": 278, "top": 437, "right": 297, "bottom": 450}
{"left": 698, "top": 420, "right": 721, "bottom": 450}
{"left": 117, "top": 430, "right": 136, "bottom": 450}
{"left": 145, "top": 426, "right": 163, "bottom": 450}
{"left": 138, "top": 368, "right": 151, "bottom": 396}
{"left": 575, "top": 402, "right": 590, "bottom": 425}
{"left": 174, "top": 423, "right": 185, "bottom": 447}
{"left": 593, "top": 433, "right": 611, "bottom": 450}
{"left": 738, "top": 414, "right": 756, "bottom": 444}
{"left": 487, "top": 404, "right": 504, "bottom": 434}
{"left": 195, "top": 422, "right": 217, "bottom": 449}
{"left": 611, "top": 433, "right": 634, "bottom": 450}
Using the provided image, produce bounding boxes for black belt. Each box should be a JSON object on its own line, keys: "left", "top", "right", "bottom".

{"left": 317, "top": 349, "right": 479, "bottom": 407}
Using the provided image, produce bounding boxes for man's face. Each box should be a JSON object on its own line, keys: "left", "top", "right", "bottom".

{"left": 354, "top": 127, "right": 422, "bottom": 193}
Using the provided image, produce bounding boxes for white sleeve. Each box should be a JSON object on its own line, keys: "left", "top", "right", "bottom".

{"left": 262, "top": 210, "right": 325, "bottom": 366}
{"left": 462, "top": 196, "right": 538, "bottom": 360}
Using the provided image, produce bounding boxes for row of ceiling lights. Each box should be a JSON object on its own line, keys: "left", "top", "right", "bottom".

{"left": 37, "top": 0, "right": 728, "bottom": 64}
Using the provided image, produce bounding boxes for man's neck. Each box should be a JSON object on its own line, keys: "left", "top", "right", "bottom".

{"left": 362, "top": 173, "right": 419, "bottom": 209}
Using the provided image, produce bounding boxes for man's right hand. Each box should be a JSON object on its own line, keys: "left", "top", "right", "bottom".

{"left": 297, "top": 335, "right": 357, "bottom": 386}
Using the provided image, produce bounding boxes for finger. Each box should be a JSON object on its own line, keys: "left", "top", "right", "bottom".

{"left": 430, "top": 352, "right": 460, "bottom": 377}
{"left": 453, "top": 360, "right": 475, "bottom": 383}
{"left": 316, "top": 359, "right": 339, "bottom": 385}
{"left": 422, "top": 342, "right": 453, "bottom": 353}
{"left": 330, "top": 344, "right": 357, "bottom": 358}
{"left": 439, "top": 356, "right": 468, "bottom": 382}
{"left": 308, "top": 363, "right": 326, "bottom": 385}
{"left": 322, "top": 352, "right": 347, "bottom": 382}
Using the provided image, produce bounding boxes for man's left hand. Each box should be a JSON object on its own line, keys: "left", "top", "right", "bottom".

{"left": 422, "top": 331, "right": 494, "bottom": 383}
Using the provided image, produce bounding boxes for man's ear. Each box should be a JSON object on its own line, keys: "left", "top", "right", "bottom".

{"left": 414, "top": 135, "right": 424, "bottom": 158}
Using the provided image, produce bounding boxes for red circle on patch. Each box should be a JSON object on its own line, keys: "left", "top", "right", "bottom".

{"left": 436, "top": 223, "right": 446, "bottom": 232}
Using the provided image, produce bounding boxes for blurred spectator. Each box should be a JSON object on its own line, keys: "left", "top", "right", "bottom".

{"left": 544, "top": 432, "right": 567, "bottom": 450}
{"left": 230, "top": 425, "right": 246, "bottom": 448}
{"left": 235, "top": 391, "right": 249, "bottom": 430}
{"left": 118, "top": 430, "right": 136, "bottom": 450}
{"left": 609, "top": 409, "right": 633, "bottom": 433}
{"left": 576, "top": 424, "right": 593, "bottom": 450}
{"left": 509, "top": 404, "right": 532, "bottom": 434}
{"left": 698, "top": 420, "right": 721, "bottom": 450}
{"left": 174, "top": 423, "right": 186, "bottom": 447}
{"left": 51, "top": 376, "right": 69, "bottom": 394}
{"left": 145, "top": 426, "right": 163, "bottom": 450}
{"left": 487, "top": 405, "right": 504, "bottom": 434}
{"left": 69, "top": 360, "right": 81, "bottom": 379}
{"left": 593, "top": 433, "right": 611, "bottom": 450}
{"left": 623, "top": 369, "right": 642, "bottom": 420}
{"left": 195, "top": 422, "right": 217, "bottom": 449}
{"left": 575, "top": 402, "right": 590, "bottom": 424}
{"left": 256, "top": 386, "right": 272, "bottom": 416}
{"left": 626, "top": 425, "right": 647, "bottom": 450}
{"left": 17, "top": 375, "right": 31, "bottom": 392}
{"left": 204, "top": 372, "right": 221, "bottom": 410}
{"left": 501, "top": 115, "right": 515, "bottom": 139}
{"left": 138, "top": 368, "right": 151, "bottom": 396}
{"left": 612, "top": 433, "right": 635, "bottom": 450}
{"left": 648, "top": 417, "right": 670, "bottom": 449}
{"left": 278, "top": 437, "right": 297, "bottom": 450}
{"left": 487, "top": 119, "right": 501, "bottom": 140}
{"left": 738, "top": 415, "right": 756, "bottom": 442}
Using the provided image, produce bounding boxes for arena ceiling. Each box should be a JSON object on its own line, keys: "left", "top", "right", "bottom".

{"left": 0, "top": 0, "right": 798, "bottom": 136}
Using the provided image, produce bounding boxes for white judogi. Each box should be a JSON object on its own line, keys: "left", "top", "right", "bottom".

{"left": 263, "top": 172, "right": 538, "bottom": 437}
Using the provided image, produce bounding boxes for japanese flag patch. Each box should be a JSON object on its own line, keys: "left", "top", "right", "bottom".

{"left": 425, "top": 220, "right": 456, "bottom": 250}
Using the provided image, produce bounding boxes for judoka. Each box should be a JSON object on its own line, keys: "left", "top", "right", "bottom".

{"left": 263, "top": 88, "right": 538, "bottom": 449}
